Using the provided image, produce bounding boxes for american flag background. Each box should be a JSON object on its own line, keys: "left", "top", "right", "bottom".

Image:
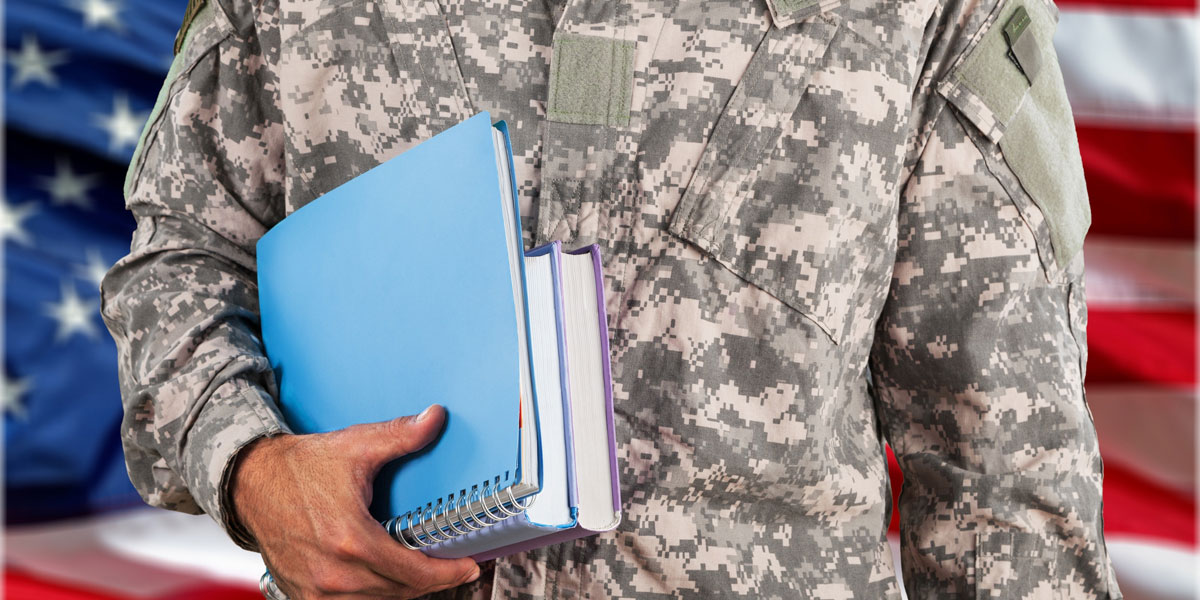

{"left": 2, "top": 0, "right": 1196, "bottom": 598}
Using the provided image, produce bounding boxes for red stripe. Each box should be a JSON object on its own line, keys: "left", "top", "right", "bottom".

{"left": 888, "top": 448, "right": 901, "bottom": 533}
{"left": 4, "top": 570, "right": 260, "bottom": 600}
{"left": 1078, "top": 125, "right": 1196, "bottom": 240}
{"left": 1056, "top": 0, "right": 1197, "bottom": 12}
{"left": 1100, "top": 459, "right": 1197, "bottom": 546}
{"left": 1085, "top": 309, "right": 1196, "bottom": 386}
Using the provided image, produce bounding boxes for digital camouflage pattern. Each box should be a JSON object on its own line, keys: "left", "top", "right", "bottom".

{"left": 100, "top": 0, "right": 1122, "bottom": 596}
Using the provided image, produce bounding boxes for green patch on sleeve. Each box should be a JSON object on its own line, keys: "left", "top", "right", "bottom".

{"left": 945, "top": 0, "right": 1090, "bottom": 269}
{"left": 953, "top": 0, "right": 1056, "bottom": 130}
{"left": 999, "top": 48, "right": 1091, "bottom": 269}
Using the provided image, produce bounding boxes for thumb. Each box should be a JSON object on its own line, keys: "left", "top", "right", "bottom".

{"left": 340, "top": 404, "right": 446, "bottom": 472}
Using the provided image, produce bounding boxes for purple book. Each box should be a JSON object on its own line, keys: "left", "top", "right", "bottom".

{"left": 468, "top": 244, "right": 621, "bottom": 561}
{"left": 421, "top": 242, "right": 621, "bottom": 561}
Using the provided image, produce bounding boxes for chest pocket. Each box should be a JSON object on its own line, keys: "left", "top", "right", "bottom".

{"left": 667, "top": 12, "right": 903, "bottom": 345}
{"left": 937, "top": 0, "right": 1089, "bottom": 276}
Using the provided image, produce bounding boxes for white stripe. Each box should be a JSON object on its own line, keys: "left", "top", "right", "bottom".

{"left": 1084, "top": 237, "right": 1195, "bottom": 309}
{"left": 1056, "top": 8, "right": 1198, "bottom": 128}
{"left": 1105, "top": 536, "right": 1198, "bottom": 600}
{"left": 1085, "top": 385, "right": 1196, "bottom": 495}
{"left": 6, "top": 508, "right": 264, "bottom": 595}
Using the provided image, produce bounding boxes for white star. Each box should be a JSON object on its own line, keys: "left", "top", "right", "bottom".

{"left": 3, "top": 375, "right": 32, "bottom": 420}
{"left": 7, "top": 34, "right": 68, "bottom": 88}
{"left": 45, "top": 281, "right": 100, "bottom": 342}
{"left": 39, "top": 157, "right": 100, "bottom": 210}
{"left": 94, "top": 93, "right": 147, "bottom": 153}
{"left": 75, "top": 248, "right": 112, "bottom": 290}
{"left": 72, "top": 0, "right": 124, "bottom": 32}
{"left": 0, "top": 197, "right": 37, "bottom": 246}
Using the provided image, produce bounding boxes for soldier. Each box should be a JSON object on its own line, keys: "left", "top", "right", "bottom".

{"left": 100, "top": 0, "right": 1122, "bottom": 598}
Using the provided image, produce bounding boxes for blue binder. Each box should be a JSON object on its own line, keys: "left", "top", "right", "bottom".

{"left": 256, "top": 112, "right": 535, "bottom": 521}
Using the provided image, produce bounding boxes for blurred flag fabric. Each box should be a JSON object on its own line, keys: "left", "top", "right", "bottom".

{"left": 3, "top": 0, "right": 1196, "bottom": 599}
{"left": 5, "top": 0, "right": 266, "bottom": 597}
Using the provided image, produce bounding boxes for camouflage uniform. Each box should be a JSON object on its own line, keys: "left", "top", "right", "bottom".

{"left": 101, "top": 0, "right": 1122, "bottom": 596}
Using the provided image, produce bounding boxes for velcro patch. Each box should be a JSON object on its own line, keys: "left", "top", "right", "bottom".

{"left": 547, "top": 34, "right": 635, "bottom": 127}
{"left": 764, "top": 0, "right": 821, "bottom": 27}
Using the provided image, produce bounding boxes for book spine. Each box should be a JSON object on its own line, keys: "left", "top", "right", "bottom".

{"left": 567, "top": 244, "right": 623, "bottom": 515}
{"left": 539, "top": 242, "right": 579, "bottom": 508}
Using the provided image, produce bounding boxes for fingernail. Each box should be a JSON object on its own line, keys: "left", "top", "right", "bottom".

{"left": 416, "top": 405, "right": 435, "bottom": 422}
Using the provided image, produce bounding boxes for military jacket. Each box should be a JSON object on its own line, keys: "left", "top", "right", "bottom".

{"left": 101, "top": 0, "right": 1123, "bottom": 596}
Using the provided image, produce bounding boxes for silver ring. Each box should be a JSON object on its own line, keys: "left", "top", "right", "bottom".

{"left": 493, "top": 489, "right": 521, "bottom": 517}
{"left": 493, "top": 486, "right": 527, "bottom": 518}
{"left": 508, "top": 485, "right": 534, "bottom": 510}
{"left": 457, "top": 492, "right": 481, "bottom": 531}
{"left": 260, "top": 571, "right": 288, "bottom": 600}
{"left": 384, "top": 515, "right": 398, "bottom": 540}
{"left": 445, "top": 495, "right": 469, "bottom": 536}
{"left": 433, "top": 501, "right": 457, "bottom": 538}
{"left": 480, "top": 482, "right": 506, "bottom": 521}
{"left": 412, "top": 505, "right": 434, "bottom": 548}
{"left": 393, "top": 513, "right": 420, "bottom": 550}
{"left": 422, "top": 504, "right": 448, "bottom": 543}
{"left": 450, "top": 494, "right": 471, "bottom": 533}
{"left": 413, "top": 505, "right": 434, "bottom": 546}
{"left": 462, "top": 488, "right": 486, "bottom": 529}
{"left": 401, "top": 511, "right": 424, "bottom": 549}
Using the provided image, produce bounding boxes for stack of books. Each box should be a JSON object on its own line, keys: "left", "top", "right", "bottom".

{"left": 256, "top": 112, "right": 621, "bottom": 560}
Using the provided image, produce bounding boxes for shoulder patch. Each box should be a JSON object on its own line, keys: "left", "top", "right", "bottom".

{"left": 174, "top": 0, "right": 207, "bottom": 55}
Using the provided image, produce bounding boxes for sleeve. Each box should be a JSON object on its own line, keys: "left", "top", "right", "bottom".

{"left": 868, "top": 0, "right": 1123, "bottom": 597}
{"left": 99, "top": 0, "right": 291, "bottom": 551}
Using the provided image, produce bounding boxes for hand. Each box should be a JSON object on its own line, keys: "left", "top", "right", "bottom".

{"left": 231, "top": 405, "right": 480, "bottom": 599}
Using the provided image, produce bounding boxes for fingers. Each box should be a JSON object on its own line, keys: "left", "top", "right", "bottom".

{"left": 267, "top": 517, "right": 476, "bottom": 599}
{"left": 252, "top": 406, "right": 477, "bottom": 599}
{"left": 373, "top": 553, "right": 480, "bottom": 596}
{"left": 274, "top": 563, "right": 415, "bottom": 599}
{"left": 357, "top": 523, "right": 481, "bottom": 594}
{"left": 271, "top": 540, "right": 466, "bottom": 599}
{"left": 338, "top": 405, "right": 447, "bottom": 471}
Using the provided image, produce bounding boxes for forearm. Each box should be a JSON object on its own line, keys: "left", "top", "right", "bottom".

{"left": 103, "top": 212, "right": 290, "bottom": 549}
{"left": 101, "top": 0, "right": 293, "bottom": 547}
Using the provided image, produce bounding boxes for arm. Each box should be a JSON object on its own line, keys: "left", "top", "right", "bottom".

{"left": 869, "top": 0, "right": 1121, "bottom": 597}
{"left": 101, "top": 3, "right": 478, "bottom": 597}
{"left": 99, "top": 0, "right": 289, "bottom": 549}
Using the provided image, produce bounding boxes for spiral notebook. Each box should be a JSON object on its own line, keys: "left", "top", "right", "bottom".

{"left": 256, "top": 112, "right": 620, "bottom": 560}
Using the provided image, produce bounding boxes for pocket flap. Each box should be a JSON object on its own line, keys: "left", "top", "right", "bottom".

{"left": 667, "top": 18, "right": 848, "bottom": 343}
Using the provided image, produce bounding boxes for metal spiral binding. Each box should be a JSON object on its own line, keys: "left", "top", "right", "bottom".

{"left": 385, "top": 480, "right": 534, "bottom": 550}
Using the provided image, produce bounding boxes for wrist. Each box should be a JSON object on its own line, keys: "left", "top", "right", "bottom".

{"left": 229, "top": 433, "right": 290, "bottom": 549}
